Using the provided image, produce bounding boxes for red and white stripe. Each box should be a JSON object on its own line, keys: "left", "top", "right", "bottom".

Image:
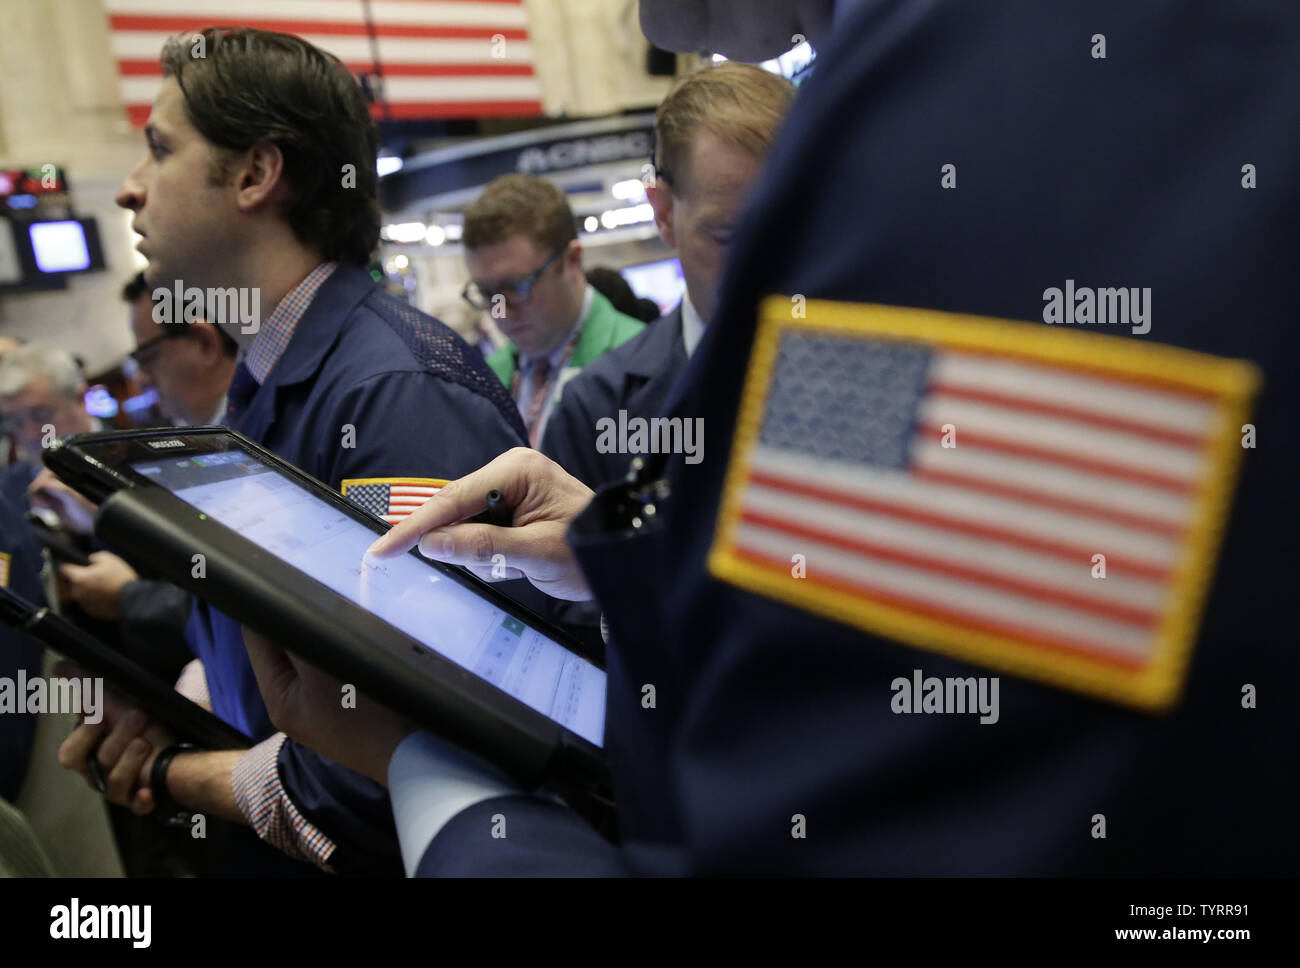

{"left": 102, "top": 0, "right": 542, "bottom": 124}
{"left": 734, "top": 350, "right": 1219, "bottom": 669}
{"left": 381, "top": 484, "right": 442, "bottom": 523}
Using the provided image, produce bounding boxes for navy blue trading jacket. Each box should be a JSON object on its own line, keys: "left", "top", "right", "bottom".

{"left": 416, "top": 0, "right": 1300, "bottom": 875}
{"left": 542, "top": 304, "right": 688, "bottom": 490}
{"left": 181, "top": 263, "right": 526, "bottom": 871}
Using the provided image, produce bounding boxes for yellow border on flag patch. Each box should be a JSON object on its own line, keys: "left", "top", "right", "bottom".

{"left": 707, "top": 297, "right": 1260, "bottom": 712}
{"left": 0, "top": 551, "right": 10, "bottom": 589}
{"left": 340, "top": 477, "right": 451, "bottom": 496}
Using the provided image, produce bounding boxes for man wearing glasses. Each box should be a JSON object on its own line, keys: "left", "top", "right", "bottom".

{"left": 123, "top": 271, "right": 237, "bottom": 427}
{"left": 39, "top": 273, "right": 239, "bottom": 680}
{"left": 462, "top": 175, "right": 645, "bottom": 447}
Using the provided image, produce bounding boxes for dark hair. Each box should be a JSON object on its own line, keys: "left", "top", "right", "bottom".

{"left": 463, "top": 174, "right": 577, "bottom": 254}
{"left": 161, "top": 27, "right": 380, "bottom": 265}
{"left": 123, "top": 271, "right": 237, "bottom": 357}
{"left": 585, "top": 266, "right": 641, "bottom": 318}
{"left": 121, "top": 271, "right": 150, "bottom": 303}
{"left": 634, "top": 297, "right": 661, "bottom": 323}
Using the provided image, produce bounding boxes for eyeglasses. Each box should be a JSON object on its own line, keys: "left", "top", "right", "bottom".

{"left": 462, "top": 247, "right": 565, "bottom": 311}
{"left": 129, "top": 331, "right": 183, "bottom": 367}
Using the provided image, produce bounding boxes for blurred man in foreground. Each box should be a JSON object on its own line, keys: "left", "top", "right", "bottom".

{"left": 250, "top": 0, "right": 1296, "bottom": 875}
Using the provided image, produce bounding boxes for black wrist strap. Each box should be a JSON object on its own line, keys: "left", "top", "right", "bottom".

{"left": 149, "top": 743, "right": 196, "bottom": 826}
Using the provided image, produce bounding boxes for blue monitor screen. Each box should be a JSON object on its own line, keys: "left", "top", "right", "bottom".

{"left": 620, "top": 258, "right": 685, "bottom": 316}
{"left": 29, "top": 220, "right": 91, "bottom": 273}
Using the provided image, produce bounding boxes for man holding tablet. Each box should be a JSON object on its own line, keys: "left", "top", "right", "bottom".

{"left": 244, "top": 0, "right": 1296, "bottom": 877}
{"left": 58, "top": 27, "right": 527, "bottom": 874}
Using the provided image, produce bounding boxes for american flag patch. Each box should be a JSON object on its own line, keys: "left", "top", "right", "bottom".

{"left": 341, "top": 477, "right": 449, "bottom": 526}
{"left": 709, "top": 298, "right": 1260, "bottom": 710}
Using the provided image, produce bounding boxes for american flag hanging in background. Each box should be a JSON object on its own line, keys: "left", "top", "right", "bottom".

{"left": 341, "top": 477, "right": 449, "bottom": 525}
{"left": 101, "top": 0, "right": 543, "bottom": 125}
{"left": 709, "top": 298, "right": 1259, "bottom": 712}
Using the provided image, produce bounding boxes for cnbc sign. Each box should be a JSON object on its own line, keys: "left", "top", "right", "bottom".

{"left": 516, "top": 132, "right": 653, "bottom": 175}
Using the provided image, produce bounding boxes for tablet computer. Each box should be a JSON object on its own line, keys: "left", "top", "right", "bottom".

{"left": 43, "top": 428, "right": 611, "bottom": 817}
{"left": 0, "top": 584, "right": 250, "bottom": 750}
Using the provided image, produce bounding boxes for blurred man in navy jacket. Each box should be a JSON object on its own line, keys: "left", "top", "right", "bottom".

{"left": 251, "top": 0, "right": 1296, "bottom": 876}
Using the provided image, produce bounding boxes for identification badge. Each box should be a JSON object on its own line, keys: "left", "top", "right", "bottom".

{"left": 708, "top": 297, "right": 1259, "bottom": 710}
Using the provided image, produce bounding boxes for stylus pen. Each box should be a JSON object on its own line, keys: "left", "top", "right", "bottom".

{"left": 468, "top": 489, "right": 514, "bottom": 528}
{"left": 85, "top": 751, "right": 107, "bottom": 793}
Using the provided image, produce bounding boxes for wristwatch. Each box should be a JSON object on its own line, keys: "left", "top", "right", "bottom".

{"left": 149, "top": 743, "right": 197, "bottom": 827}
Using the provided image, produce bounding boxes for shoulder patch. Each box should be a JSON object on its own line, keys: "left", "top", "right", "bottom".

{"left": 708, "top": 297, "right": 1260, "bottom": 711}
{"left": 0, "top": 551, "right": 9, "bottom": 588}
{"left": 341, "top": 477, "right": 449, "bottom": 525}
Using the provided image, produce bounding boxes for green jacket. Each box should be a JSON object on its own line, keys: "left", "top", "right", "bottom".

{"left": 486, "top": 289, "right": 645, "bottom": 388}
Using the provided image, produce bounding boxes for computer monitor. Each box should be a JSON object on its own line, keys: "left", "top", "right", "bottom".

{"left": 27, "top": 218, "right": 104, "bottom": 274}
{"left": 620, "top": 258, "right": 685, "bottom": 316}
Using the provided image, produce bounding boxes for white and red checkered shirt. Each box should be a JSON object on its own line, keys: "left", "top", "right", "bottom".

{"left": 171, "top": 661, "right": 337, "bottom": 869}
{"left": 232, "top": 733, "right": 337, "bottom": 870}
{"left": 243, "top": 261, "right": 338, "bottom": 383}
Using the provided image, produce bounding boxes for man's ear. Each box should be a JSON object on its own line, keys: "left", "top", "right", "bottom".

{"left": 648, "top": 182, "right": 677, "bottom": 250}
{"left": 232, "top": 142, "right": 287, "bottom": 213}
{"left": 564, "top": 238, "right": 584, "bottom": 277}
{"left": 191, "top": 322, "right": 225, "bottom": 361}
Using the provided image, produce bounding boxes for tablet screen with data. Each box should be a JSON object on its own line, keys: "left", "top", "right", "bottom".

{"left": 129, "top": 446, "right": 605, "bottom": 747}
